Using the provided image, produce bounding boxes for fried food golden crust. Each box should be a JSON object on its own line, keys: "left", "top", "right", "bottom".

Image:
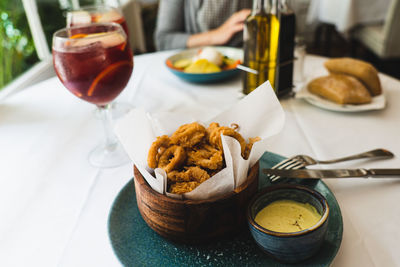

{"left": 230, "top": 123, "right": 239, "bottom": 130}
{"left": 170, "top": 122, "right": 206, "bottom": 148}
{"left": 148, "top": 122, "right": 259, "bottom": 194}
{"left": 187, "top": 144, "right": 224, "bottom": 170}
{"left": 147, "top": 135, "right": 171, "bottom": 168}
{"left": 206, "top": 122, "right": 220, "bottom": 135}
{"left": 208, "top": 126, "right": 246, "bottom": 157}
{"left": 185, "top": 166, "right": 210, "bottom": 183}
{"left": 244, "top": 136, "right": 261, "bottom": 159}
{"left": 167, "top": 170, "right": 192, "bottom": 183}
{"left": 169, "top": 181, "right": 200, "bottom": 194}
{"left": 167, "top": 166, "right": 210, "bottom": 183}
{"left": 205, "top": 122, "right": 220, "bottom": 144}
{"left": 158, "top": 145, "right": 186, "bottom": 173}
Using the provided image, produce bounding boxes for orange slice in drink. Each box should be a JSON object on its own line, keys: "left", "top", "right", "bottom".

{"left": 92, "top": 14, "right": 101, "bottom": 22}
{"left": 66, "top": 32, "right": 115, "bottom": 47}
{"left": 70, "top": 33, "right": 88, "bottom": 39}
{"left": 65, "top": 33, "right": 88, "bottom": 46}
{"left": 87, "top": 61, "right": 133, "bottom": 96}
{"left": 117, "top": 42, "right": 127, "bottom": 51}
{"left": 69, "top": 32, "right": 110, "bottom": 40}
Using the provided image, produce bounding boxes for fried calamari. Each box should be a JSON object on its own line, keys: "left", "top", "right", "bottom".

{"left": 170, "top": 122, "right": 206, "bottom": 148}
{"left": 147, "top": 135, "right": 171, "bottom": 168}
{"left": 147, "top": 122, "right": 260, "bottom": 194}
{"left": 187, "top": 144, "right": 223, "bottom": 170}
{"left": 207, "top": 124, "right": 247, "bottom": 157}
{"left": 169, "top": 181, "right": 200, "bottom": 194}
{"left": 158, "top": 145, "right": 186, "bottom": 173}
{"left": 244, "top": 137, "right": 261, "bottom": 160}
{"left": 168, "top": 166, "right": 210, "bottom": 183}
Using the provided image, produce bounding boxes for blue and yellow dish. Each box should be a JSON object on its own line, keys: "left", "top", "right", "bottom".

{"left": 165, "top": 46, "right": 243, "bottom": 83}
{"left": 247, "top": 184, "right": 330, "bottom": 263}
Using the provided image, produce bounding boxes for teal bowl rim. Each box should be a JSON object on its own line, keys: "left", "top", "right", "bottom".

{"left": 247, "top": 184, "right": 330, "bottom": 237}
{"left": 165, "top": 46, "right": 243, "bottom": 75}
{"left": 166, "top": 66, "right": 239, "bottom": 76}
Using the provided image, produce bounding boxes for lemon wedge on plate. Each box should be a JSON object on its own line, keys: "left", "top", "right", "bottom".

{"left": 173, "top": 58, "right": 193, "bottom": 69}
{"left": 184, "top": 59, "right": 221, "bottom": 73}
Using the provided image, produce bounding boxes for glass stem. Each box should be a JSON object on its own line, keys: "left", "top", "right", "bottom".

{"left": 97, "top": 104, "right": 118, "bottom": 151}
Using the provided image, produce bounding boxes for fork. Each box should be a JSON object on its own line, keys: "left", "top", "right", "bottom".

{"left": 268, "top": 148, "right": 394, "bottom": 182}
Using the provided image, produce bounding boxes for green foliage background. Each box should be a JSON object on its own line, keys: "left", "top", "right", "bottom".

{"left": 37, "top": 0, "right": 70, "bottom": 48}
{"left": 0, "top": 0, "right": 38, "bottom": 89}
{"left": 0, "top": 0, "right": 71, "bottom": 90}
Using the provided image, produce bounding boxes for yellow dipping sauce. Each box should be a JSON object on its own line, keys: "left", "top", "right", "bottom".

{"left": 255, "top": 200, "right": 321, "bottom": 233}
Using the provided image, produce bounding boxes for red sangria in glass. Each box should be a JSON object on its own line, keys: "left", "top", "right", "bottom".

{"left": 66, "top": 5, "right": 133, "bottom": 118}
{"left": 53, "top": 23, "right": 133, "bottom": 168}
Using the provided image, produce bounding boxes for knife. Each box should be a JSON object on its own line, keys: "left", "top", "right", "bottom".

{"left": 262, "top": 168, "right": 400, "bottom": 179}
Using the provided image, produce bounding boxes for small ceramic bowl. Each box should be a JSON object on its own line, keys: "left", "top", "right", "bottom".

{"left": 247, "top": 184, "right": 329, "bottom": 263}
{"left": 165, "top": 46, "right": 243, "bottom": 83}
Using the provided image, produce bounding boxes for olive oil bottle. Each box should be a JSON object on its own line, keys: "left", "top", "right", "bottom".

{"left": 243, "top": 0, "right": 280, "bottom": 94}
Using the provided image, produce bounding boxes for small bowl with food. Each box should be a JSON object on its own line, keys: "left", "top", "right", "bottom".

{"left": 247, "top": 184, "right": 329, "bottom": 263}
{"left": 165, "top": 46, "right": 243, "bottom": 83}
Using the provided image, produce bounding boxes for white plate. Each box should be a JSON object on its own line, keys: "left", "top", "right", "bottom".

{"left": 295, "top": 85, "right": 386, "bottom": 112}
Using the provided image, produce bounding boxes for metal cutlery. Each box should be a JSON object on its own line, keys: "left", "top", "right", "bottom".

{"left": 236, "top": 64, "right": 259, "bottom": 74}
{"left": 268, "top": 148, "right": 394, "bottom": 182}
{"left": 263, "top": 168, "right": 400, "bottom": 179}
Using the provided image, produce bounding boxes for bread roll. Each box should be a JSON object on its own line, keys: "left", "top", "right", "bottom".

{"left": 324, "top": 57, "right": 381, "bottom": 96}
{"left": 308, "top": 74, "right": 372, "bottom": 105}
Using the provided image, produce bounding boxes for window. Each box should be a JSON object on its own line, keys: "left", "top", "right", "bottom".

{"left": 0, "top": 0, "right": 39, "bottom": 90}
{"left": 36, "top": 0, "right": 70, "bottom": 49}
{"left": 0, "top": 0, "right": 129, "bottom": 97}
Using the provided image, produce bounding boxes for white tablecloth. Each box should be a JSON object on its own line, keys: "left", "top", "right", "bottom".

{"left": 1, "top": 50, "right": 400, "bottom": 266}
{"left": 307, "top": 0, "right": 392, "bottom": 32}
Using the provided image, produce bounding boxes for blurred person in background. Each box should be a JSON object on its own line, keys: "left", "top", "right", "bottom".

{"left": 154, "top": 0, "right": 252, "bottom": 51}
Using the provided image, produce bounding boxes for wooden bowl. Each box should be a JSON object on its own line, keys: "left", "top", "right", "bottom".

{"left": 133, "top": 162, "right": 259, "bottom": 244}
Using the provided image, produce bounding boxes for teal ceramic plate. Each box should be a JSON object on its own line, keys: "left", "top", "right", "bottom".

{"left": 108, "top": 152, "right": 343, "bottom": 266}
{"left": 165, "top": 46, "right": 243, "bottom": 83}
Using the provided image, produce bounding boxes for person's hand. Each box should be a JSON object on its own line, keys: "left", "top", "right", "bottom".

{"left": 186, "top": 9, "right": 251, "bottom": 48}
{"left": 209, "top": 9, "right": 251, "bottom": 45}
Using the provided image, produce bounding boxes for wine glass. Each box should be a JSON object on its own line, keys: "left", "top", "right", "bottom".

{"left": 67, "top": 5, "right": 133, "bottom": 119}
{"left": 67, "top": 5, "right": 129, "bottom": 36}
{"left": 52, "top": 23, "right": 133, "bottom": 168}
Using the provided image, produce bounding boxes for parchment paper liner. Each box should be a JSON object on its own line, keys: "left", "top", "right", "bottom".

{"left": 115, "top": 81, "right": 285, "bottom": 200}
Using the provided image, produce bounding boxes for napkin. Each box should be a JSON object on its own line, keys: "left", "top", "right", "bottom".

{"left": 115, "top": 81, "right": 285, "bottom": 200}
